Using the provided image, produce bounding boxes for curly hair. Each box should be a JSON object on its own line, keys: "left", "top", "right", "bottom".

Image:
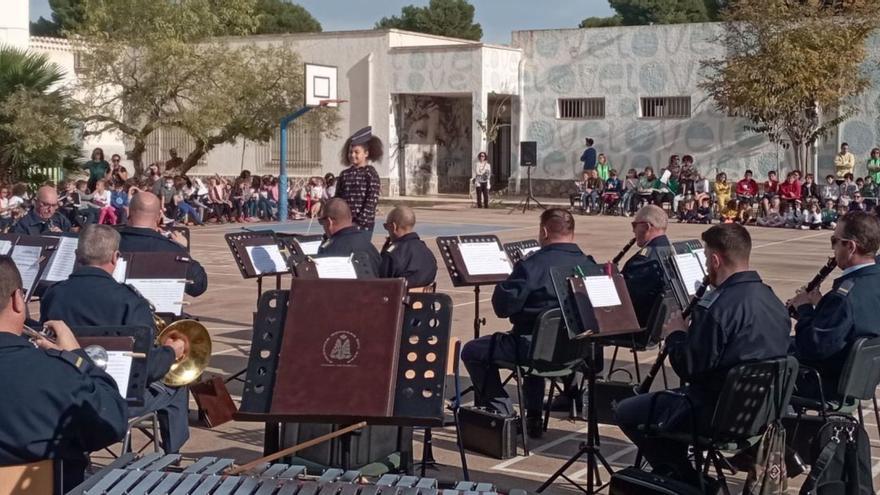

{"left": 340, "top": 135, "right": 384, "bottom": 166}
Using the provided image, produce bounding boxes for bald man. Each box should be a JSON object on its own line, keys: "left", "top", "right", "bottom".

{"left": 379, "top": 206, "right": 437, "bottom": 288}
{"left": 622, "top": 204, "right": 673, "bottom": 326}
{"left": 12, "top": 185, "right": 72, "bottom": 235}
{"left": 317, "top": 198, "right": 380, "bottom": 274}
{"left": 118, "top": 191, "right": 208, "bottom": 297}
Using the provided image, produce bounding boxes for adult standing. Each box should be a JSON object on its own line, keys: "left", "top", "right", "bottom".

{"left": 580, "top": 137, "right": 597, "bottom": 172}
{"left": 866, "top": 147, "right": 880, "bottom": 184}
{"left": 835, "top": 142, "right": 856, "bottom": 181}
{"left": 474, "top": 151, "right": 491, "bottom": 208}
{"left": 82, "top": 147, "right": 110, "bottom": 193}
{"left": 164, "top": 148, "right": 183, "bottom": 173}
{"left": 336, "top": 126, "right": 382, "bottom": 231}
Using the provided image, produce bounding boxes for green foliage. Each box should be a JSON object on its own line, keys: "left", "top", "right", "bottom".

{"left": 581, "top": 0, "right": 722, "bottom": 27}
{"left": 699, "top": 0, "right": 880, "bottom": 170}
{"left": 376, "top": 0, "right": 482, "bottom": 41}
{"left": 255, "top": 0, "right": 322, "bottom": 34}
{"left": 30, "top": 18, "right": 62, "bottom": 38}
{"left": 0, "top": 47, "right": 80, "bottom": 183}
{"left": 73, "top": 0, "right": 338, "bottom": 176}
{"left": 579, "top": 16, "right": 623, "bottom": 28}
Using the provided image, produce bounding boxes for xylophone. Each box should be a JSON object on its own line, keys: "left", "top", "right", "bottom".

{"left": 69, "top": 453, "right": 530, "bottom": 495}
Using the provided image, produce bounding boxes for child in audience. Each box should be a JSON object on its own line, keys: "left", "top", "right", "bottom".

{"left": 820, "top": 174, "right": 840, "bottom": 203}
{"left": 679, "top": 199, "right": 698, "bottom": 223}
{"left": 779, "top": 172, "right": 801, "bottom": 211}
{"left": 621, "top": 168, "right": 639, "bottom": 216}
{"left": 720, "top": 198, "right": 738, "bottom": 223}
{"left": 695, "top": 197, "right": 713, "bottom": 223}
{"left": 783, "top": 198, "right": 805, "bottom": 228}
{"left": 0, "top": 185, "right": 12, "bottom": 232}
{"left": 714, "top": 172, "right": 731, "bottom": 212}
{"left": 596, "top": 154, "right": 611, "bottom": 181}
{"left": 637, "top": 167, "right": 657, "bottom": 208}
{"left": 93, "top": 179, "right": 116, "bottom": 225}
{"left": 693, "top": 173, "right": 711, "bottom": 206}
{"left": 573, "top": 171, "right": 589, "bottom": 211}
{"left": 603, "top": 169, "right": 623, "bottom": 214}
{"left": 802, "top": 173, "right": 820, "bottom": 202}
{"left": 735, "top": 201, "right": 754, "bottom": 225}
{"left": 860, "top": 176, "right": 877, "bottom": 207}
{"left": 802, "top": 200, "right": 822, "bottom": 230}
{"left": 821, "top": 199, "right": 838, "bottom": 229}
{"left": 111, "top": 180, "right": 129, "bottom": 225}
{"left": 758, "top": 197, "right": 785, "bottom": 228}
{"left": 583, "top": 170, "right": 603, "bottom": 214}
{"left": 760, "top": 170, "right": 779, "bottom": 216}
{"left": 840, "top": 173, "right": 858, "bottom": 205}
{"left": 849, "top": 193, "right": 868, "bottom": 212}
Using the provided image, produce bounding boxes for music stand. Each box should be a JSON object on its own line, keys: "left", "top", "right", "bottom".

{"left": 118, "top": 252, "right": 191, "bottom": 321}
{"left": 224, "top": 230, "right": 288, "bottom": 302}
{"left": 538, "top": 263, "right": 641, "bottom": 495}
{"left": 72, "top": 325, "right": 154, "bottom": 407}
{"left": 3, "top": 234, "right": 58, "bottom": 302}
{"left": 503, "top": 239, "right": 540, "bottom": 266}
{"left": 436, "top": 236, "right": 512, "bottom": 339}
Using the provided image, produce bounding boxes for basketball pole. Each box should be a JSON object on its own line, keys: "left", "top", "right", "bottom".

{"left": 278, "top": 106, "right": 315, "bottom": 223}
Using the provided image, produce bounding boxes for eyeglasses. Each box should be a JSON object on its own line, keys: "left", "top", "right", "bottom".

{"left": 36, "top": 200, "right": 58, "bottom": 208}
{"left": 631, "top": 221, "right": 649, "bottom": 229}
{"left": 831, "top": 235, "right": 855, "bottom": 248}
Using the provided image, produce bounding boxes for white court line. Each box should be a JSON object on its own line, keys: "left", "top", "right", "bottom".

{"left": 453, "top": 297, "right": 492, "bottom": 308}
{"left": 211, "top": 347, "right": 247, "bottom": 357}
{"left": 752, "top": 231, "right": 828, "bottom": 250}
{"left": 567, "top": 445, "right": 637, "bottom": 480}
{"left": 490, "top": 428, "right": 586, "bottom": 470}
{"left": 873, "top": 460, "right": 880, "bottom": 478}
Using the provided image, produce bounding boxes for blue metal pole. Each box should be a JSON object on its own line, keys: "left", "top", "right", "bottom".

{"left": 277, "top": 106, "right": 315, "bottom": 223}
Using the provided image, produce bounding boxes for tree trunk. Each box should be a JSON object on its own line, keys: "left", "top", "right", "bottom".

{"left": 128, "top": 138, "right": 147, "bottom": 178}
{"left": 180, "top": 140, "right": 209, "bottom": 176}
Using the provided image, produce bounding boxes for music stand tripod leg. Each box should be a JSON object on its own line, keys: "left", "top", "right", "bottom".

{"left": 473, "top": 286, "right": 486, "bottom": 340}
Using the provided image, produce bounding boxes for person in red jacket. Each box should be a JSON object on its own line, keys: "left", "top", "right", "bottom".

{"left": 779, "top": 171, "right": 802, "bottom": 212}
{"left": 735, "top": 170, "right": 759, "bottom": 204}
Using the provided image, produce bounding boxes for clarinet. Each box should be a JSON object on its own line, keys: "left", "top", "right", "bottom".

{"left": 636, "top": 275, "right": 710, "bottom": 394}
{"left": 787, "top": 256, "right": 837, "bottom": 317}
{"left": 612, "top": 238, "right": 637, "bottom": 265}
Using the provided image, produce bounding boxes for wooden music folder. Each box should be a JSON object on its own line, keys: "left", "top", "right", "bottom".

{"left": 271, "top": 279, "right": 407, "bottom": 418}
{"left": 569, "top": 265, "right": 640, "bottom": 339}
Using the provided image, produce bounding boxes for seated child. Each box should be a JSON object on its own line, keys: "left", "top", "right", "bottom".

{"left": 695, "top": 197, "right": 713, "bottom": 224}
{"left": 821, "top": 199, "right": 838, "bottom": 229}
{"left": 720, "top": 198, "right": 738, "bottom": 224}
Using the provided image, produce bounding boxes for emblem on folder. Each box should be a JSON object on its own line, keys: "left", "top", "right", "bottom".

{"left": 322, "top": 331, "right": 360, "bottom": 366}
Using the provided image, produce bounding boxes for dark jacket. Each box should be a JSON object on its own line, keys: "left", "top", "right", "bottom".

{"left": 0, "top": 332, "right": 127, "bottom": 492}
{"left": 794, "top": 263, "right": 880, "bottom": 389}
{"left": 669, "top": 271, "right": 790, "bottom": 406}
{"left": 622, "top": 235, "right": 671, "bottom": 326}
{"left": 118, "top": 226, "right": 208, "bottom": 297}
{"left": 40, "top": 266, "right": 174, "bottom": 383}
{"left": 11, "top": 210, "right": 72, "bottom": 236}
{"left": 492, "top": 242, "right": 596, "bottom": 335}
{"left": 581, "top": 147, "right": 597, "bottom": 170}
{"left": 317, "top": 226, "right": 381, "bottom": 275}
{"left": 379, "top": 233, "right": 437, "bottom": 288}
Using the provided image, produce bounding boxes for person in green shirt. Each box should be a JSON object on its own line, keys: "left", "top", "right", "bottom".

{"left": 596, "top": 153, "right": 611, "bottom": 181}
{"left": 81, "top": 148, "right": 110, "bottom": 193}
{"left": 866, "top": 147, "right": 880, "bottom": 184}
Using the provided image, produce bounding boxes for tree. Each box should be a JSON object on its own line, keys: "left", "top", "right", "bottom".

{"left": 0, "top": 47, "right": 79, "bottom": 184}
{"left": 255, "top": 0, "right": 322, "bottom": 34}
{"left": 580, "top": 0, "right": 722, "bottom": 28}
{"left": 29, "top": 0, "right": 85, "bottom": 38}
{"left": 579, "top": 16, "right": 623, "bottom": 28}
{"left": 73, "top": 0, "right": 339, "bottom": 176}
{"left": 376, "top": 0, "right": 482, "bottom": 41}
{"left": 699, "top": 0, "right": 880, "bottom": 171}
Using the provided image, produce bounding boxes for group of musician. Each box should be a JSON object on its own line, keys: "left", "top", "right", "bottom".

{"left": 3, "top": 161, "right": 880, "bottom": 492}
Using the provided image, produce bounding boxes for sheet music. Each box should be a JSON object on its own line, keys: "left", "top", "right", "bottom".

{"left": 660, "top": 169, "right": 671, "bottom": 184}
{"left": 0, "top": 240, "right": 12, "bottom": 255}
{"left": 313, "top": 256, "right": 358, "bottom": 279}
{"left": 112, "top": 258, "right": 128, "bottom": 283}
{"left": 245, "top": 244, "right": 288, "bottom": 275}
{"left": 105, "top": 351, "right": 132, "bottom": 397}
{"left": 297, "top": 240, "right": 322, "bottom": 256}
{"left": 42, "top": 236, "right": 78, "bottom": 282}
{"left": 458, "top": 242, "right": 512, "bottom": 276}
{"left": 126, "top": 278, "right": 186, "bottom": 315}
{"left": 582, "top": 275, "right": 622, "bottom": 308}
{"left": 674, "top": 252, "right": 706, "bottom": 296}
{"left": 11, "top": 245, "right": 42, "bottom": 296}
{"left": 521, "top": 246, "right": 541, "bottom": 257}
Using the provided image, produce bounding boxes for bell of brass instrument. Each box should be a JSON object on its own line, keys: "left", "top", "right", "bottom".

{"left": 152, "top": 314, "right": 212, "bottom": 387}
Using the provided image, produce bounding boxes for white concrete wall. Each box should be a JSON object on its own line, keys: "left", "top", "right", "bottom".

{"left": 0, "top": 0, "right": 29, "bottom": 50}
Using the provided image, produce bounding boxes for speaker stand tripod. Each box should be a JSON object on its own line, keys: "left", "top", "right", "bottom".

{"left": 509, "top": 165, "right": 545, "bottom": 214}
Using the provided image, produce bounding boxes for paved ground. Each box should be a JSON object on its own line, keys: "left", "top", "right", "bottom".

{"left": 79, "top": 203, "right": 880, "bottom": 494}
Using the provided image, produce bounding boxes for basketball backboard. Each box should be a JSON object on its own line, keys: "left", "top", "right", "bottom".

{"left": 305, "top": 63, "right": 338, "bottom": 108}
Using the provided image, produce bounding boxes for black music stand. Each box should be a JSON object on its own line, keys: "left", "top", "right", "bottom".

{"left": 3, "top": 234, "right": 58, "bottom": 302}
{"left": 72, "top": 325, "right": 154, "bottom": 407}
{"left": 436, "top": 236, "right": 512, "bottom": 340}
{"left": 503, "top": 239, "right": 540, "bottom": 266}
{"left": 538, "top": 264, "right": 641, "bottom": 495}
{"left": 224, "top": 230, "right": 289, "bottom": 302}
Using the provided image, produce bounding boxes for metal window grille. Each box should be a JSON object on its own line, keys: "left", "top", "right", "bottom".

{"left": 640, "top": 97, "right": 691, "bottom": 119}
{"left": 557, "top": 98, "right": 605, "bottom": 119}
{"left": 254, "top": 124, "right": 323, "bottom": 177}
{"left": 143, "top": 128, "right": 206, "bottom": 168}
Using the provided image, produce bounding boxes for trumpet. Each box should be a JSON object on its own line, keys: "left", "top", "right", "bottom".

{"left": 612, "top": 238, "right": 637, "bottom": 265}
{"left": 787, "top": 256, "right": 837, "bottom": 317}
{"left": 23, "top": 324, "right": 111, "bottom": 370}
{"left": 153, "top": 313, "right": 212, "bottom": 387}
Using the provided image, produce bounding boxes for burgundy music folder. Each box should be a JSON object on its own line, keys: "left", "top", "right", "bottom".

{"left": 271, "top": 278, "right": 407, "bottom": 418}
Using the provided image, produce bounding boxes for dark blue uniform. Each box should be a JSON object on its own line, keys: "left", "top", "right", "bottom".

{"left": 317, "top": 226, "right": 381, "bottom": 275}
{"left": 40, "top": 266, "right": 189, "bottom": 453}
{"left": 11, "top": 209, "right": 72, "bottom": 235}
{"left": 379, "top": 233, "right": 437, "bottom": 288}
{"left": 118, "top": 226, "right": 208, "bottom": 297}
{"left": 615, "top": 271, "right": 790, "bottom": 483}
{"left": 462, "top": 243, "right": 596, "bottom": 416}
{"left": 621, "top": 234, "right": 671, "bottom": 326}
{"left": 793, "top": 263, "right": 880, "bottom": 397}
{"left": 0, "top": 332, "right": 127, "bottom": 492}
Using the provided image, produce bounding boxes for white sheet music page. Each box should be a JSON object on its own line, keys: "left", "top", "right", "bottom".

{"left": 674, "top": 253, "right": 705, "bottom": 296}
{"left": 521, "top": 246, "right": 541, "bottom": 257}
{"left": 0, "top": 240, "right": 11, "bottom": 255}
{"left": 458, "top": 242, "right": 512, "bottom": 276}
{"left": 297, "top": 240, "right": 322, "bottom": 256}
{"left": 105, "top": 351, "right": 132, "bottom": 397}
{"left": 314, "top": 256, "right": 358, "bottom": 279}
{"left": 245, "top": 244, "right": 288, "bottom": 275}
{"left": 11, "top": 245, "right": 42, "bottom": 295}
{"left": 43, "top": 236, "right": 78, "bottom": 282}
{"left": 126, "top": 279, "right": 186, "bottom": 315}
{"left": 582, "top": 275, "right": 622, "bottom": 308}
{"left": 112, "top": 258, "right": 128, "bottom": 283}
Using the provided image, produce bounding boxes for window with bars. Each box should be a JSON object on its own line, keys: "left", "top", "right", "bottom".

{"left": 640, "top": 97, "right": 691, "bottom": 119}
{"left": 557, "top": 98, "right": 605, "bottom": 119}
{"left": 265, "top": 124, "right": 323, "bottom": 176}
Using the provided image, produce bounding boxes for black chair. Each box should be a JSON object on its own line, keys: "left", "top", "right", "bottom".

{"left": 603, "top": 297, "right": 667, "bottom": 387}
{"left": 790, "top": 337, "right": 880, "bottom": 438}
{"left": 494, "top": 308, "right": 594, "bottom": 455}
{"left": 641, "top": 356, "right": 799, "bottom": 495}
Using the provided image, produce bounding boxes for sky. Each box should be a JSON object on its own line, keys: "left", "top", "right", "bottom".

{"left": 28, "top": 0, "right": 615, "bottom": 44}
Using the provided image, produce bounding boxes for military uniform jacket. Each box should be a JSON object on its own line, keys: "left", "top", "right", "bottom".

{"left": 795, "top": 263, "right": 880, "bottom": 387}
{"left": 40, "top": 266, "right": 175, "bottom": 383}
{"left": 11, "top": 209, "right": 72, "bottom": 235}
{"left": 379, "top": 233, "right": 438, "bottom": 288}
{"left": 668, "top": 271, "right": 790, "bottom": 406}
{"left": 317, "top": 226, "right": 381, "bottom": 275}
{"left": 493, "top": 242, "right": 596, "bottom": 336}
{"left": 118, "top": 226, "right": 208, "bottom": 297}
{"left": 622, "top": 235, "right": 671, "bottom": 326}
{"left": 0, "top": 332, "right": 127, "bottom": 488}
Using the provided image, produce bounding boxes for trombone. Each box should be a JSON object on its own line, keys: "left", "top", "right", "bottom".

{"left": 153, "top": 313, "right": 212, "bottom": 387}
